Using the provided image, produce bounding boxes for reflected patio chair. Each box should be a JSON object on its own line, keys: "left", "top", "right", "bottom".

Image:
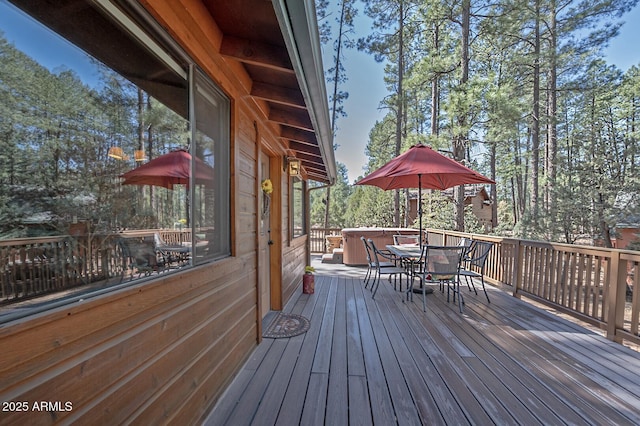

{"left": 117, "top": 237, "right": 165, "bottom": 281}
{"left": 412, "top": 246, "right": 465, "bottom": 312}
{"left": 154, "top": 232, "right": 190, "bottom": 267}
{"left": 368, "top": 239, "right": 407, "bottom": 299}
{"left": 459, "top": 241, "right": 494, "bottom": 303}
{"left": 393, "top": 234, "right": 420, "bottom": 246}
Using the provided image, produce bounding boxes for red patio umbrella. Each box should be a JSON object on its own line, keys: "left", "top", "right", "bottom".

{"left": 120, "top": 149, "right": 214, "bottom": 189}
{"left": 355, "top": 144, "right": 495, "bottom": 243}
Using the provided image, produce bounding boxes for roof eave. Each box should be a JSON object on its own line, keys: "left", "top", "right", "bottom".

{"left": 271, "top": 0, "right": 337, "bottom": 185}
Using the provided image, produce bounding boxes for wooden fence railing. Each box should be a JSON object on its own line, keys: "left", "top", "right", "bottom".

{"left": 4, "top": 226, "right": 638, "bottom": 347}
{"left": 309, "top": 226, "right": 638, "bottom": 346}
{"left": 309, "top": 228, "right": 343, "bottom": 253}
{"left": 0, "top": 229, "right": 191, "bottom": 305}
{"left": 424, "top": 228, "right": 639, "bottom": 347}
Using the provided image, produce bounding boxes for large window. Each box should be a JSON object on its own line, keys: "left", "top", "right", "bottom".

{"left": 291, "top": 178, "right": 306, "bottom": 238}
{"left": 192, "top": 70, "right": 230, "bottom": 261}
{"left": 0, "top": 0, "right": 230, "bottom": 317}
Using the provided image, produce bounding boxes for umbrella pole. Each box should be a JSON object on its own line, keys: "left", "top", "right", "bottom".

{"left": 418, "top": 174, "right": 423, "bottom": 248}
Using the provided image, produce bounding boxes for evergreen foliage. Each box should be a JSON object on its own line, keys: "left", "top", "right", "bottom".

{"left": 317, "top": 0, "right": 640, "bottom": 248}
{"left": 0, "top": 33, "right": 187, "bottom": 238}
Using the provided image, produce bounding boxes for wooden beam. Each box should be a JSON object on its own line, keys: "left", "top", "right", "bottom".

{"left": 269, "top": 107, "right": 313, "bottom": 132}
{"left": 294, "top": 151, "right": 323, "bottom": 164}
{"left": 220, "top": 36, "right": 294, "bottom": 73}
{"left": 301, "top": 162, "right": 326, "bottom": 175}
{"left": 304, "top": 170, "right": 329, "bottom": 183}
{"left": 281, "top": 128, "right": 317, "bottom": 145}
{"left": 251, "top": 82, "right": 305, "bottom": 109}
{"left": 289, "top": 141, "right": 320, "bottom": 156}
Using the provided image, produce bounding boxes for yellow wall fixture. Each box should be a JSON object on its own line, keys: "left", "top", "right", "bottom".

{"left": 108, "top": 146, "right": 125, "bottom": 160}
{"left": 287, "top": 157, "right": 301, "bottom": 177}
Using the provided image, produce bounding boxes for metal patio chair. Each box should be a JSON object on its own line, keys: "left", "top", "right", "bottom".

{"left": 361, "top": 236, "right": 395, "bottom": 289}
{"left": 459, "top": 241, "right": 494, "bottom": 303}
{"left": 368, "top": 239, "right": 407, "bottom": 299}
{"left": 413, "top": 245, "right": 465, "bottom": 312}
{"left": 117, "top": 237, "right": 166, "bottom": 281}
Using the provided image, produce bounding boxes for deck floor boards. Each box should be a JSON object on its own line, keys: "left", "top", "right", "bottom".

{"left": 205, "top": 260, "right": 640, "bottom": 425}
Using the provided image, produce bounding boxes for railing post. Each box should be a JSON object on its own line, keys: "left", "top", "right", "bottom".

{"left": 606, "top": 251, "right": 626, "bottom": 343}
{"left": 512, "top": 239, "right": 522, "bottom": 298}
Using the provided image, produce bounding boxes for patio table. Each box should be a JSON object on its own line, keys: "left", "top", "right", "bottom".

{"left": 385, "top": 244, "right": 433, "bottom": 296}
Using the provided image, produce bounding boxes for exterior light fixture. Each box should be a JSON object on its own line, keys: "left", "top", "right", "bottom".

{"left": 287, "top": 157, "right": 301, "bottom": 177}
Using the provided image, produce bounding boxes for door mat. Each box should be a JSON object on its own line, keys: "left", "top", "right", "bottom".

{"left": 262, "top": 312, "right": 310, "bottom": 339}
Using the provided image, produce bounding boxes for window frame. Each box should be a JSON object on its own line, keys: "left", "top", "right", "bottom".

{"left": 191, "top": 66, "right": 231, "bottom": 261}
{"left": 290, "top": 176, "right": 306, "bottom": 239}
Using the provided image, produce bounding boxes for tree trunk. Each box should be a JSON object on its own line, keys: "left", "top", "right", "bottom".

{"left": 597, "top": 192, "right": 613, "bottom": 248}
{"left": 324, "top": 0, "right": 349, "bottom": 230}
{"left": 546, "top": 2, "right": 557, "bottom": 223}
{"left": 490, "top": 140, "right": 497, "bottom": 229}
{"left": 431, "top": 24, "right": 439, "bottom": 138}
{"left": 137, "top": 88, "right": 146, "bottom": 210}
{"left": 394, "top": 0, "right": 405, "bottom": 227}
{"left": 145, "top": 95, "right": 156, "bottom": 225}
{"left": 454, "top": 0, "right": 470, "bottom": 232}
{"left": 529, "top": 0, "right": 541, "bottom": 226}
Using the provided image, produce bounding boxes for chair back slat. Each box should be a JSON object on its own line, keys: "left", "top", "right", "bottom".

{"left": 368, "top": 239, "right": 383, "bottom": 265}
{"left": 424, "top": 246, "right": 464, "bottom": 280}
{"left": 467, "top": 241, "right": 493, "bottom": 268}
{"left": 393, "top": 234, "right": 420, "bottom": 246}
{"left": 361, "top": 236, "right": 373, "bottom": 264}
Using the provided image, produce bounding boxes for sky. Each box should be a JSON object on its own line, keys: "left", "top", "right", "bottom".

{"left": 2, "top": 1, "right": 640, "bottom": 184}
{"left": 324, "top": 4, "right": 640, "bottom": 184}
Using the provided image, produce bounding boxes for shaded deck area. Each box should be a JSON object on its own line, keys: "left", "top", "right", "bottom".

{"left": 205, "top": 258, "right": 640, "bottom": 425}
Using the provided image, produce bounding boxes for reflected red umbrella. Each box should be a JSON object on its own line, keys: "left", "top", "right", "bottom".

{"left": 356, "top": 144, "right": 495, "bottom": 243}
{"left": 120, "top": 149, "right": 214, "bottom": 189}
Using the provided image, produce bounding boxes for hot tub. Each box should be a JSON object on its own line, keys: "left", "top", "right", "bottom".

{"left": 341, "top": 227, "right": 419, "bottom": 266}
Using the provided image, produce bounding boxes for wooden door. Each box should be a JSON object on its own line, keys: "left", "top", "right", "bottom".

{"left": 259, "top": 152, "right": 271, "bottom": 318}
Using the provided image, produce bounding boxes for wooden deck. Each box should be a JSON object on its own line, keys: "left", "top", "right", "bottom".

{"left": 205, "top": 258, "right": 640, "bottom": 425}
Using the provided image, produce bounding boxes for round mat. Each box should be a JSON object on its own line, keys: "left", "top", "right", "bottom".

{"left": 262, "top": 312, "right": 310, "bottom": 338}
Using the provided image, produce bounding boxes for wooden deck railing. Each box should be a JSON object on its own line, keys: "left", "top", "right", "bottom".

{"left": 308, "top": 226, "right": 638, "bottom": 346}
{"left": 0, "top": 229, "right": 191, "bottom": 305}
{"left": 424, "top": 228, "right": 639, "bottom": 347}
{"left": 3, "top": 226, "right": 638, "bottom": 347}
{"left": 309, "top": 227, "right": 343, "bottom": 253}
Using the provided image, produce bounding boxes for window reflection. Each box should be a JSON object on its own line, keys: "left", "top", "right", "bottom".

{"left": 0, "top": 0, "right": 229, "bottom": 316}
{"left": 291, "top": 178, "right": 306, "bottom": 238}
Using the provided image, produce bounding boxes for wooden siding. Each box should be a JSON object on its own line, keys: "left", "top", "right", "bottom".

{"left": 0, "top": 258, "right": 256, "bottom": 424}
{"left": 470, "top": 194, "right": 492, "bottom": 229}
{"left": 0, "top": 1, "right": 310, "bottom": 424}
{"left": 282, "top": 237, "right": 307, "bottom": 306}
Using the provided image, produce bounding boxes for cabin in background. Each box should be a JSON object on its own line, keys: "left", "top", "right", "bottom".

{"left": 407, "top": 185, "right": 494, "bottom": 231}
{"left": 0, "top": 0, "right": 335, "bottom": 423}
{"left": 612, "top": 192, "right": 640, "bottom": 249}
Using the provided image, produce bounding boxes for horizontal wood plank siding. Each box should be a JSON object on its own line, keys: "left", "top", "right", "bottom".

{"left": 0, "top": 257, "right": 257, "bottom": 424}
{"left": 282, "top": 237, "right": 306, "bottom": 305}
